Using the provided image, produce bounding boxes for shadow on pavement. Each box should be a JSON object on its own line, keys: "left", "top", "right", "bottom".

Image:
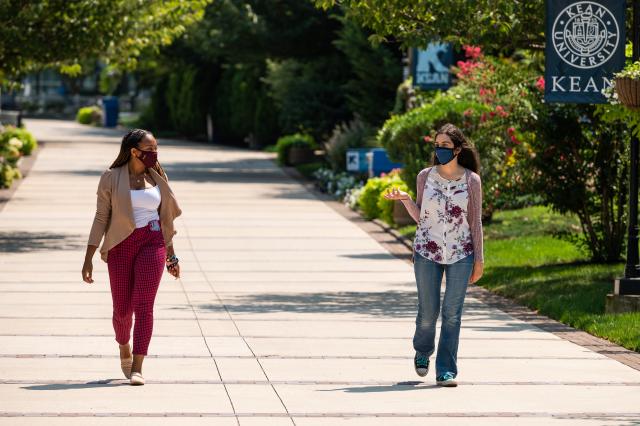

{"left": 0, "top": 231, "right": 85, "bottom": 253}
{"left": 321, "top": 381, "right": 439, "bottom": 393}
{"left": 193, "top": 292, "right": 549, "bottom": 329}
{"left": 339, "top": 253, "right": 400, "bottom": 260}
{"left": 60, "top": 159, "right": 298, "bottom": 186}
{"left": 22, "top": 379, "right": 127, "bottom": 390}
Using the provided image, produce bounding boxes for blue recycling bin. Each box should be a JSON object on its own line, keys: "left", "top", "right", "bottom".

{"left": 102, "top": 96, "right": 119, "bottom": 128}
{"left": 368, "top": 148, "right": 403, "bottom": 177}
{"left": 346, "top": 148, "right": 371, "bottom": 173}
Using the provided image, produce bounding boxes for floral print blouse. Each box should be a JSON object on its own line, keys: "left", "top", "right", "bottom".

{"left": 414, "top": 167, "right": 473, "bottom": 264}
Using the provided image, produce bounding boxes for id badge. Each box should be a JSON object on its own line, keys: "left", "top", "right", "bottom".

{"left": 149, "top": 220, "right": 161, "bottom": 231}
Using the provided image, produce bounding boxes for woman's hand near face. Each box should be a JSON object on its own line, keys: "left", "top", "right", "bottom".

{"left": 383, "top": 187, "right": 411, "bottom": 201}
{"left": 469, "top": 261, "right": 483, "bottom": 284}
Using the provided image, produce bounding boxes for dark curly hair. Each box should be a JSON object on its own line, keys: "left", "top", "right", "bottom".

{"left": 432, "top": 123, "right": 480, "bottom": 174}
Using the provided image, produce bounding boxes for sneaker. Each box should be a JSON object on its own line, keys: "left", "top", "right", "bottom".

{"left": 436, "top": 372, "right": 457, "bottom": 387}
{"left": 414, "top": 353, "right": 430, "bottom": 377}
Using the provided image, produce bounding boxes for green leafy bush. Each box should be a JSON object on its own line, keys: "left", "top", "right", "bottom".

{"left": 377, "top": 172, "right": 412, "bottom": 226}
{"left": 0, "top": 161, "right": 21, "bottom": 189}
{"left": 325, "top": 117, "right": 377, "bottom": 172}
{"left": 0, "top": 137, "right": 22, "bottom": 165}
{"left": 358, "top": 176, "right": 390, "bottom": 219}
{"left": 378, "top": 92, "right": 487, "bottom": 194}
{"left": 275, "top": 133, "right": 316, "bottom": 166}
{"left": 356, "top": 170, "right": 413, "bottom": 225}
{"left": 528, "top": 102, "right": 630, "bottom": 262}
{"left": 379, "top": 47, "right": 541, "bottom": 221}
{"left": 1, "top": 126, "right": 37, "bottom": 156}
{"left": 76, "top": 106, "right": 103, "bottom": 126}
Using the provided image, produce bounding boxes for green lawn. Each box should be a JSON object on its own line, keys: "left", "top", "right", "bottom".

{"left": 397, "top": 205, "right": 640, "bottom": 352}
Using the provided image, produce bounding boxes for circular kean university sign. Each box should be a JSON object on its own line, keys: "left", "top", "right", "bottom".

{"left": 552, "top": 1, "right": 619, "bottom": 69}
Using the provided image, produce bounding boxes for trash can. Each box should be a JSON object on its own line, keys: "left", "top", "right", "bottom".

{"left": 346, "top": 148, "right": 371, "bottom": 173}
{"left": 102, "top": 96, "right": 119, "bottom": 128}
{"left": 367, "top": 148, "right": 403, "bottom": 177}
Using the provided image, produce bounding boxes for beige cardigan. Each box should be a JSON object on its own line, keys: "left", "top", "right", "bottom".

{"left": 88, "top": 165, "right": 182, "bottom": 263}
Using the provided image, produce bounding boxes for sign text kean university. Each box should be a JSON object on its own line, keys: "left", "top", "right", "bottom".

{"left": 545, "top": 0, "right": 625, "bottom": 104}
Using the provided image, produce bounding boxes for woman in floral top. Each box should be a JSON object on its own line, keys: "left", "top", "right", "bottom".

{"left": 384, "top": 123, "right": 484, "bottom": 387}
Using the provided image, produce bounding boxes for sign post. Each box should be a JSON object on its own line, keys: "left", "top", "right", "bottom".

{"left": 614, "top": 0, "right": 640, "bottom": 295}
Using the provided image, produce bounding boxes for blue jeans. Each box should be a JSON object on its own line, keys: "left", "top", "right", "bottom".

{"left": 413, "top": 252, "right": 474, "bottom": 378}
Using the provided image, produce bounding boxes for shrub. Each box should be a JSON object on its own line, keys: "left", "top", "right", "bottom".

{"left": 325, "top": 117, "right": 377, "bottom": 172}
{"left": 377, "top": 171, "right": 412, "bottom": 226}
{"left": 378, "top": 92, "right": 487, "bottom": 194}
{"left": 358, "top": 177, "right": 390, "bottom": 219}
{"left": 313, "top": 167, "right": 363, "bottom": 200}
{"left": 345, "top": 185, "right": 364, "bottom": 210}
{"left": 0, "top": 161, "right": 21, "bottom": 189}
{"left": 0, "top": 126, "right": 37, "bottom": 156}
{"left": 76, "top": 106, "right": 102, "bottom": 126}
{"left": 0, "top": 138, "right": 22, "bottom": 165}
{"left": 275, "top": 133, "right": 316, "bottom": 166}
{"left": 379, "top": 47, "right": 542, "bottom": 221}
{"left": 528, "top": 101, "right": 630, "bottom": 262}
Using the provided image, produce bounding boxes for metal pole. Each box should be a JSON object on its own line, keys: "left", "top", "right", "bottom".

{"left": 618, "top": 0, "right": 640, "bottom": 293}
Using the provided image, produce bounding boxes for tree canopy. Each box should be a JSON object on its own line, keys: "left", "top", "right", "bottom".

{"left": 0, "top": 0, "right": 210, "bottom": 80}
{"left": 313, "top": 0, "right": 544, "bottom": 53}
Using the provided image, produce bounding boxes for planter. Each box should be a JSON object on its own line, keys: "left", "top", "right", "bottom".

{"left": 288, "top": 146, "right": 315, "bottom": 165}
{"left": 393, "top": 200, "right": 414, "bottom": 226}
{"left": 614, "top": 77, "right": 640, "bottom": 109}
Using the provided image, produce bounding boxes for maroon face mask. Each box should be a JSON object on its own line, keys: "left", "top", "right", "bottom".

{"left": 137, "top": 150, "right": 158, "bottom": 168}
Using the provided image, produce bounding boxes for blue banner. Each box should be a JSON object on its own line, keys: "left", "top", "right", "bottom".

{"left": 545, "top": 0, "right": 625, "bottom": 104}
{"left": 412, "top": 43, "right": 453, "bottom": 90}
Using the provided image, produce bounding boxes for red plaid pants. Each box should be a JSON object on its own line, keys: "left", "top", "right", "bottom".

{"left": 107, "top": 220, "right": 166, "bottom": 355}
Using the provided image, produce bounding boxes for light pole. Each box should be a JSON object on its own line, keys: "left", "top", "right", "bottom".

{"left": 615, "top": 0, "right": 640, "bottom": 295}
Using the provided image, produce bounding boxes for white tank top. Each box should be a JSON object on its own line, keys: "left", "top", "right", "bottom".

{"left": 130, "top": 186, "right": 161, "bottom": 228}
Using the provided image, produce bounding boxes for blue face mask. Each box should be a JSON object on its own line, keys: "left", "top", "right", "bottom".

{"left": 435, "top": 146, "right": 456, "bottom": 165}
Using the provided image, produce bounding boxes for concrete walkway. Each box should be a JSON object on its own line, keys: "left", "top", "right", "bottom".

{"left": 0, "top": 119, "right": 639, "bottom": 425}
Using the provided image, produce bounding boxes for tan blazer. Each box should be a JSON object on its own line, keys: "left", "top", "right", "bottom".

{"left": 88, "top": 165, "right": 182, "bottom": 263}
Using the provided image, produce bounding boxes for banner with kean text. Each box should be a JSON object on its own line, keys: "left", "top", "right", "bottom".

{"left": 412, "top": 42, "right": 453, "bottom": 90}
{"left": 545, "top": 0, "right": 625, "bottom": 103}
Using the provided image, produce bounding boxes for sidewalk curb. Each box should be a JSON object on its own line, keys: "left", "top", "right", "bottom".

{"left": 280, "top": 164, "right": 640, "bottom": 371}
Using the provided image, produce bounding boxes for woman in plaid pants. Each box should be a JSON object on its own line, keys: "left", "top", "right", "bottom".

{"left": 82, "top": 129, "right": 182, "bottom": 385}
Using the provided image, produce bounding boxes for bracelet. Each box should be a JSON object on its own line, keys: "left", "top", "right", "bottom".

{"left": 166, "top": 254, "right": 179, "bottom": 265}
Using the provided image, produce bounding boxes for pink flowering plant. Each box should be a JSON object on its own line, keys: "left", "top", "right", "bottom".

{"left": 379, "top": 45, "right": 541, "bottom": 219}
{"left": 447, "top": 45, "right": 542, "bottom": 214}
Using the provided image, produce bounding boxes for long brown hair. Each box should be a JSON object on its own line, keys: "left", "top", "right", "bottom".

{"left": 432, "top": 123, "right": 480, "bottom": 174}
{"left": 110, "top": 129, "right": 167, "bottom": 180}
